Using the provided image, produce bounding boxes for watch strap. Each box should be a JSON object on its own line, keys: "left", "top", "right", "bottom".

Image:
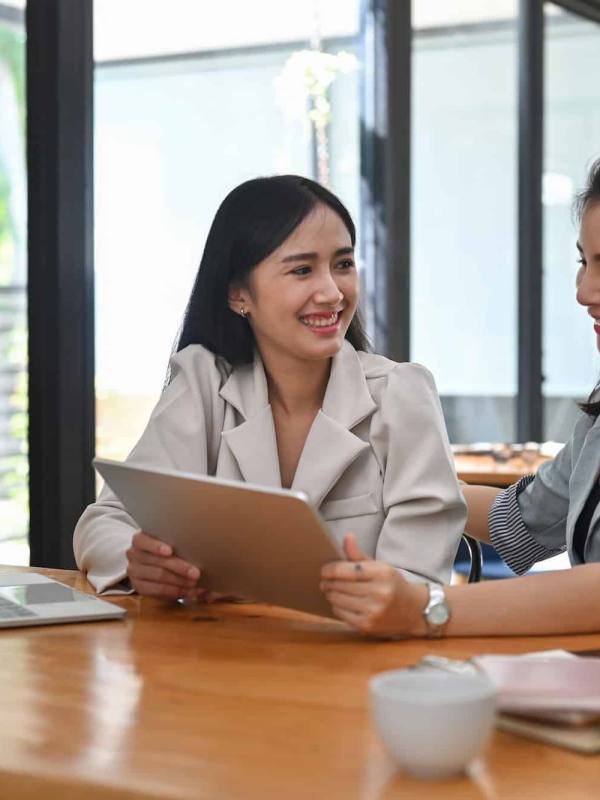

{"left": 422, "top": 582, "right": 450, "bottom": 638}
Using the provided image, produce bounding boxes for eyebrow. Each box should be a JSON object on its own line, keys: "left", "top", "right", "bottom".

{"left": 281, "top": 246, "right": 354, "bottom": 263}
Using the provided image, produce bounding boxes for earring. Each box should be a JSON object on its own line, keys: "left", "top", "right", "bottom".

{"left": 240, "top": 304, "right": 247, "bottom": 319}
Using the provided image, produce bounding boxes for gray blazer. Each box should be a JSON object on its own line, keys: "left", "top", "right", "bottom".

{"left": 490, "top": 408, "right": 600, "bottom": 573}
{"left": 74, "top": 341, "right": 466, "bottom": 593}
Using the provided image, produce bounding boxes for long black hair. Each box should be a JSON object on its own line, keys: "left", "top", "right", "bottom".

{"left": 176, "top": 175, "right": 369, "bottom": 365}
{"left": 577, "top": 158, "right": 600, "bottom": 417}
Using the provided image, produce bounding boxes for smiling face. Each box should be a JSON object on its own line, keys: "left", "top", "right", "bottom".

{"left": 576, "top": 201, "right": 600, "bottom": 352}
{"left": 229, "top": 203, "right": 359, "bottom": 365}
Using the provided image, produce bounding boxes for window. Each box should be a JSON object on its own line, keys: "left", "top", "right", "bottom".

{"left": 0, "top": 3, "right": 27, "bottom": 565}
{"left": 94, "top": 0, "right": 360, "bottom": 462}
{"left": 543, "top": 5, "right": 600, "bottom": 441}
{"left": 411, "top": 2, "right": 518, "bottom": 442}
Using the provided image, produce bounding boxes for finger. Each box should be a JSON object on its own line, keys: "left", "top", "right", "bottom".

{"left": 130, "top": 578, "right": 184, "bottom": 600}
{"left": 128, "top": 563, "right": 195, "bottom": 590}
{"left": 343, "top": 533, "right": 369, "bottom": 562}
{"left": 131, "top": 530, "right": 173, "bottom": 558}
{"left": 319, "top": 579, "right": 372, "bottom": 597}
{"left": 320, "top": 560, "right": 375, "bottom": 581}
{"left": 162, "top": 556, "right": 201, "bottom": 581}
{"left": 127, "top": 548, "right": 201, "bottom": 582}
{"left": 324, "top": 590, "right": 370, "bottom": 613}
{"left": 329, "top": 603, "right": 369, "bottom": 631}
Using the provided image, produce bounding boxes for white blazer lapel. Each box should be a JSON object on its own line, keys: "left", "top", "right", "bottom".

{"left": 218, "top": 343, "right": 377, "bottom": 501}
{"left": 291, "top": 343, "right": 377, "bottom": 508}
{"left": 291, "top": 413, "right": 370, "bottom": 508}
{"left": 221, "top": 407, "right": 282, "bottom": 487}
{"left": 219, "top": 355, "right": 282, "bottom": 487}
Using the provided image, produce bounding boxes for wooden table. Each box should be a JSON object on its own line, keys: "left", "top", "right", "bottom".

{"left": 1, "top": 566, "right": 599, "bottom": 799}
{"left": 454, "top": 453, "right": 550, "bottom": 487}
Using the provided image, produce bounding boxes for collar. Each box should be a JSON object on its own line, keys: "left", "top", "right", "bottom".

{"left": 218, "top": 341, "right": 377, "bottom": 506}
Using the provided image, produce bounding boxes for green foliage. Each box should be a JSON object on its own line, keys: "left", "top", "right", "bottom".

{"left": 0, "top": 23, "right": 28, "bottom": 537}
{"left": 0, "top": 26, "right": 25, "bottom": 126}
{"left": 0, "top": 25, "right": 25, "bottom": 286}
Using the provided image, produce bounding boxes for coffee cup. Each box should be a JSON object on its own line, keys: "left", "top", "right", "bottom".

{"left": 369, "top": 668, "right": 497, "bottom": 779}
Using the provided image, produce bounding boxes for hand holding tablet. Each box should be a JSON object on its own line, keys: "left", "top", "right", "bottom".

{"left": 125, "top": 530, "right": 203, "bottom": 601}
{"left": 94, "top": 458, "right": 343, "bottom": 618}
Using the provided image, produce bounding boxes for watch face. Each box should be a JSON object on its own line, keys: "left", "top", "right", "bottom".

{"left": 429, "top": 603, "right": 450, "bottom": 626}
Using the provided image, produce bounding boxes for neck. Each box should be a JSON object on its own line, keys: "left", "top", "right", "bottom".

{"left": 260, "top": 349, "right": 332, "bottom": 416}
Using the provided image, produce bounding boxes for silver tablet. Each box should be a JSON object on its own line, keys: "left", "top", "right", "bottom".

{"left": 93, "top": 458, "right": 343, "bottom": 618}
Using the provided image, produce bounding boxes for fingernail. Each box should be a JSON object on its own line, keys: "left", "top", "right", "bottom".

{"left": 187, "top": 567, "right": 200, "bottom": 580}
{"left": 159, "top": 544, "right": 172, "bottom": 556}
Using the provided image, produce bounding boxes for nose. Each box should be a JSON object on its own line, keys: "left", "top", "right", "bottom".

{"left": 576, "top": 264, "right": 600, "bottom": 309}
{"left": 313, "top": 269, "right": 343, "bottom": 306}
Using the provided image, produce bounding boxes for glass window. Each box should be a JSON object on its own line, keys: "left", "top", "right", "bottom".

{"left": 543, "top": 5, "right": 600, "bottom": 441}
{"left": 0, "top": 6, "right": 27, "bottom": 565}
{"left": 411, "top": 2, "right": 518, "bottom": 443}
{"left": 94, "top": 1, "right": 360, "bottom": 464}
{"left": 94, "top": 0, "right": 358, "bottom": 61}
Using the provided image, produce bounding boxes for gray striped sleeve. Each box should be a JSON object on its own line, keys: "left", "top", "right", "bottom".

{"left": 489, "top": 475, "right": 566, "bottom": 575}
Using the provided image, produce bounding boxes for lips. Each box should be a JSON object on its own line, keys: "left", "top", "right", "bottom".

{"left": 299, "top": 311, "right": 341, "bottom": 328}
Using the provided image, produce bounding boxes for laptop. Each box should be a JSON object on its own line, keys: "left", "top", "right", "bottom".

{"left": 94, "top": 458, "right": 344, "bottom": 619}
{"left": 0, "top": 572, "right": 126, "bottom": 629}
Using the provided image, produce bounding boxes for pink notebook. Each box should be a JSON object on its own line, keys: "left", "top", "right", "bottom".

{"left": 472, "top": 654, "right": 600, "bottom": 714}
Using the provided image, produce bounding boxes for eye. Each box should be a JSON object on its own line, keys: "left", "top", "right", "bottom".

{"left": 290, "top": 266, "right": 311, "bottom": 276}
{"left": 336, "top": 258, "right": 355, "bottom": 270}
{"left": 577, "top": 257, "right": 586, "bottom": 267}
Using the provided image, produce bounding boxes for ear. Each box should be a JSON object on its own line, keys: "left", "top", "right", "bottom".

{"left": 227, "top": 284, "right": 249, "bottom": 316}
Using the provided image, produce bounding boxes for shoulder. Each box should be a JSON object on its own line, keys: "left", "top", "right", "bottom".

{"left": 357, "top": 353, "right": 449, "bottom": 455}
{"left": 168, "top": 344, "right": 231, "bottom": 390}
{"left": 563, "top": 405, "right": 600, "bottom": 462}
{"left": 356, "top": 351, "right": 438, "bottom": 400}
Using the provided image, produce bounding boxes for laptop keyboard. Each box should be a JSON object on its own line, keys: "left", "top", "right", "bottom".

{"left": 0, "top": 595, "right": 36, "bottom": 619}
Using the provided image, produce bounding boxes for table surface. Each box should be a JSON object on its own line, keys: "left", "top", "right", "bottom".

{"left": 454, "top": 453, "right": 549, "bottom": 487}
{"left": 1, "top": 566, "right": 599, "bottom": 800}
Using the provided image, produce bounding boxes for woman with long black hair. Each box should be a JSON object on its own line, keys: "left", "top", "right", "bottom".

{"left": 74, "top": 175, "right": 466, "bottom": 599}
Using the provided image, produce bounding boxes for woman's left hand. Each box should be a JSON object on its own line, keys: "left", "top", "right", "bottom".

{"left": 320, "top": 534, "right": 428, "bottom": 638}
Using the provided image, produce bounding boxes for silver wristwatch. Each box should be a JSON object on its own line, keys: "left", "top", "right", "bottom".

{"left": 422, "top": 583, "right": 450, "bottom": 638}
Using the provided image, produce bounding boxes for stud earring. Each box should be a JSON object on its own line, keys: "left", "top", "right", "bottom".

{"left": 240, "top": 304, "right": 247, "bottom": 319}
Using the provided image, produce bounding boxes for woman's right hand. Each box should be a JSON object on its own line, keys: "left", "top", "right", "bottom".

{"left": 126, "top": 530, "right": 202, "bottom": 600}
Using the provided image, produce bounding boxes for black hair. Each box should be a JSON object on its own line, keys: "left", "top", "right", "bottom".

{"left": 576, "top": 158, "right": 600, "bottom": 417}
{"left": 176, "top": 175, "right": 369, "bottom": 365}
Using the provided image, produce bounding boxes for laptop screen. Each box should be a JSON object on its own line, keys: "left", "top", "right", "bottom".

{"left": 0, "top": 584, "right": 95, "bottom": 605}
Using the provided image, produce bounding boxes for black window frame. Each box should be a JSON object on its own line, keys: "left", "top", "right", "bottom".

{"left": 27, "top": 0, "right": 95, "bottom": 568}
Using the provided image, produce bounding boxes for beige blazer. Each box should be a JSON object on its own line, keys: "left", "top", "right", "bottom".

{"left": 74, "top": 341, "right": 466, "bottom": 593}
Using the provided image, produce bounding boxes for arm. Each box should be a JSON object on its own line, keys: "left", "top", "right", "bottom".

{"left": 74, "top": 346, "right": 225, "bottom": 594}
{"left": 372, "top": 365, "right": 467, "bottom": 584}
{"left": 443, "top": 564, "right": 600, "bottom": 636}
{"left": 321, "top": 534, "right": 600, "bottom": 637}
{"left": 461, "top": 484, "right": 501, "bottom": 544}
{"left": 463, "top": 417, "right": 585, "bottom": 567}
{"left": 321, "top": 414, "right": 594, "bottom": 637}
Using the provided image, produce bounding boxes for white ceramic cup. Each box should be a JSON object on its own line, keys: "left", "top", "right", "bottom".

{"left": 369, "top": 668, "right": 497, "bottom": 779}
